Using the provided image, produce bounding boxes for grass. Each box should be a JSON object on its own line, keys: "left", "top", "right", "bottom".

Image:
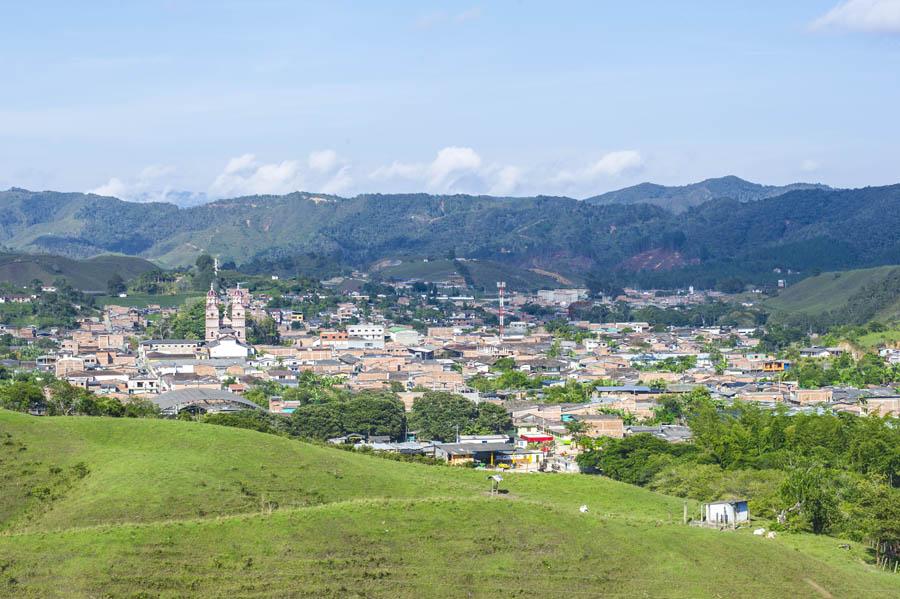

{"left": 0, "top": 252, "right": 157, "bottom": 292}
{"left": 377, "top": 258, "right": 564, "bottom": 291}
{"left": 1, "top": 410, "right": 898, "bottom": 597}
{"left": 765, "top": 265, "right": 900, "bottom": 316}
{"left": 93, "top": 292, "right": 203, "bottom": 308}
{"left": 855, "top": 328, "right": 900, "bottom": 349}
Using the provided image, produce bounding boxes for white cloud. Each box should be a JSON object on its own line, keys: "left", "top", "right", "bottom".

{"left": 209, "top": 152, "right": 355, "bottom": 197}
{"left": 553, "top": 150, "right": 644, "bottom": 185}
{"left": 88, "top": 165, "right": 209, "bottom": 207}
{"left": 801, "top": 159, "right": 821, "bottom": 172}
{"left": 811, "top": 0, "right": 900, "bottom": 33}
{"left": 223, "top": 153, "right": 258, "bottom": 175}
{"left": 308, "top": 149, "right": 340, "bottom": 173}
{"left": 371, "top": 146, "right": 497, "bottom": 193}
{"left": 89, "top": 177, "right": 129, "bottom": 198}
{"left": 427, "top": 146, "right": 482, "bottom": 188}
{"left": 210, "top": 154, "right": 306, "bottom": 197}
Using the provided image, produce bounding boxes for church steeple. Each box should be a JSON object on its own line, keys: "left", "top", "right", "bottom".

{"left": 205, "top": 283, "right": 220, "bottom": 341}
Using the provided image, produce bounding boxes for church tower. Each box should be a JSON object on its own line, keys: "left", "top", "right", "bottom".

{"left": 231, "top": 292, "right": 246, "bottom": 341}
{"left": 205, "top": 284, "right": 220, "bottom": 341}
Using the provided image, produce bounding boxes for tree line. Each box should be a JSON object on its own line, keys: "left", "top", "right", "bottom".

{"left": 576, "top": 388, "right": 900, "bottom": 568}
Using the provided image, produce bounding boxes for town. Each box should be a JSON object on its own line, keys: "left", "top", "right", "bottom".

{"left": 3, "top": 263, "right": 898, "bottom": 475}
{"left": 4, "top": 2, "right": 900, "bottom": 596}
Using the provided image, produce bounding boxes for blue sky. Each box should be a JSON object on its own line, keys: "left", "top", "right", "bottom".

{"left": 1, "top": 1, "right": 899, "bottom": 201}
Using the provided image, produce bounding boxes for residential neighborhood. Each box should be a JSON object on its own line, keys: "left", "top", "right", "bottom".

{"left": 3, "top": 272, "right": 897, "bottom": 475}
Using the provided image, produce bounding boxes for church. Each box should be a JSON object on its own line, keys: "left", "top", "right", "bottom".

{"left": 205, "top": 284, "right": 251, "bottom": 358}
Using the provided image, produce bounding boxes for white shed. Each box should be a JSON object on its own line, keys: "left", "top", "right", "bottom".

{"left": 703, "top": 499, "right": 749, "bottom": 527}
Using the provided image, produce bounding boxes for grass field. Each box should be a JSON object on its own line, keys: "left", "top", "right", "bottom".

{"left": 376, "top": 259, "right": 566, "bottom": 291}
{"left": 1, "top": 410, "right": 897, "bottom": 597}
{"left": 765, "top": 265, "right": 900, "bottom": 317}
{"left": 0, "top": 252, "right": 158, "bottom": 292}
{"left": 855, "top": 328, "right": 900, "bottom": 349}
{"left": 93, "top": 292, "right": 203, "bottom": 308}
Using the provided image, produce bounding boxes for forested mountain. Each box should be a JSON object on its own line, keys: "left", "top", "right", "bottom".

{"left": 585, "top": 176, "right": 830, "bottom": 213}
{"left": 1, "top": 184, "right": 899, "bottom": 290}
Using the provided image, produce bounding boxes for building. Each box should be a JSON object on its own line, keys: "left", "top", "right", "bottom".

{"left": 205, "top": 284, "right": 247, "bottom": 343}
{"left": 207, "top": 336, "right": 250, "bottom": 359}
{"left": 139, "top": 340, "right": 204, "bottom": 359}
{"left": 153, "top": 388, "right": 260, "bottom": 416}
{"left": 702, "top": 500, "right": 749, "bottom": 528}
{"left": 536, "top": 289, "right": 588, "bottom": 306}
{"left": 347, "top": 324, "right": 385, "bottom": 342}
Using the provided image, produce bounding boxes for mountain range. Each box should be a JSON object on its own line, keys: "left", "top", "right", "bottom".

{"left": 585, "top": 175, "right": 831, "bottom": 213}
{"left": 1, "top": 179, "right": 899, "bottom": 290}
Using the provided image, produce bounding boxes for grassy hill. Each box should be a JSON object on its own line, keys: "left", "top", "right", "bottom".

{"left": 375, "top": 259, "right": 566, "bottom": 291}
{"left": 0, "top": 252, "right": 157, "bottom": 291}
{"left": 1, "top": 410, "right": 897, "bottom": 597}
{"left": 765, "top": 265, "right": 900, "bottom": 322}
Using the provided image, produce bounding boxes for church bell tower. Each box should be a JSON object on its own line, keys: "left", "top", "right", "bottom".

{"left": 205, "top": 284, "right": 220, "bottom": 341}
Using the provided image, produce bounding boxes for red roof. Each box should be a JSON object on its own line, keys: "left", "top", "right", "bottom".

{"left": 520, "top": 434, "right": 554, "bottom": 443}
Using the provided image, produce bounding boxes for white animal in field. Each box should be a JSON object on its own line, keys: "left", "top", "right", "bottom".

{"left": 579, "top": 505, "right": 589, "bottom": 513}
{"left": 753, "top": 528, "right": 766, "bottom": 536}
{"left": 766, "top": 531, "right": 777, "bottom": 539}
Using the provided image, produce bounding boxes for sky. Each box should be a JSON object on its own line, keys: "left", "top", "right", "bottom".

{"left": 1, "top": 0, "right": 900, "bottom": 203}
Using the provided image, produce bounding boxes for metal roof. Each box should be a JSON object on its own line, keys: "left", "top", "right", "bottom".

{"left": 153, "top": 388, "right": 260, "bottom": 411}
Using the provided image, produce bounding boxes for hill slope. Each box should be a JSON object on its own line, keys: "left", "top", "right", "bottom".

{"left": 0, "top": 252, "right": 158, "bottom": 291}
{"left": 1, "top": 410, "right": 897, "bottom": 598}
{"left": 765, "top": 265, "right": 900, "bottom": 325}
{"left": 585, "top": 175, "right": 830, "bottom": 213}
{"left": 2, "top": 184, "right": 900, "bottom": 290}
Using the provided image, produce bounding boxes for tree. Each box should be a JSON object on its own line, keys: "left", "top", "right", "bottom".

{"left": 471, "top": 402, "right": 512, "bottom": 435}
{"left": 193, "top": 254, "right": 216, "bottom": 291}
{"left": 106, "top": 273, "right": 126, "bottom": 296}
{"left": 167, "top": 300, "right": 206, "bottom": 339}
{"left": 576, "top": 433, "right": 689, "bottom": 485}
{"left": 779, "top": 463, "right": 838, "bottom": 534}
{"left": 564, "top": 418, "right": 588, "bottom": 445}
{"left": 289, "top": 403, "right": 343, "bottom": 440}
{"left": 408, "top": 391, "right": 478, "bottom": 442}
{"left": 341, "top": 393, "right": 406, "bottom": 440}
{"left": 0, "top": 381, "right": 45, "bottom": 412}
{"left": 247, "top": 317, "right": 281, "bottom": 345}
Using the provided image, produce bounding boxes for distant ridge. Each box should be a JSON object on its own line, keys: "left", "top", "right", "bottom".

{"left": 2, "top": 183, "right": 899, "bottom": 290}
{"left": 585, "top": 175, "right": 832, "bottom": 213}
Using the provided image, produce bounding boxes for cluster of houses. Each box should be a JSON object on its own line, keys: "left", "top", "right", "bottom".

{"left": 3, "top": 280, "right": 899, "bottom": 471}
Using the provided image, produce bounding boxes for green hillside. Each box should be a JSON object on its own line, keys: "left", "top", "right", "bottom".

{"left": 4, "top": 184, "right": 900, "bottom": 290}
{"left": 376, "top": 259, "right": 565, "bottom": 291}
{"left": 0, "top": 252, "right": 157, "bottom": 291}
{"left": 765, "top": 265, "right": 900, "bottom": 322}
{"left": 1, "top": 410, "right": 897, "bottom": 597}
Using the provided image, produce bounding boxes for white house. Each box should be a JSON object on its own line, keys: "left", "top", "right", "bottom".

{"left": 703, "top": 500, "right": 749, "bottom": 527}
